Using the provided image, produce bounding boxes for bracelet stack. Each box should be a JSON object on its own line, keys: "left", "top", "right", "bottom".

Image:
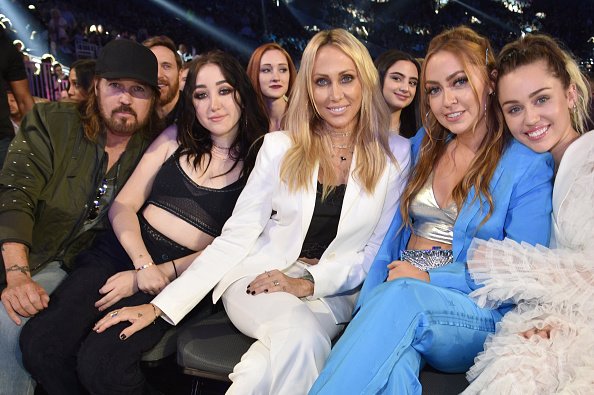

{"left": 135, "top": 262, "right": 154, "bottom": 271}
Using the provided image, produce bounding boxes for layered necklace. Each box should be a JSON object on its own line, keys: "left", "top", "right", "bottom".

{"left": 329, "top": 130, "right": 354, "bottom": 163}
{"left": 211, "top": 142, "right": 232, "bottom": 161}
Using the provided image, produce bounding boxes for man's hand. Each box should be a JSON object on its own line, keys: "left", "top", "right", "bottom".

{"left": 1, "top": 273, "right": 49, "bottom": 325}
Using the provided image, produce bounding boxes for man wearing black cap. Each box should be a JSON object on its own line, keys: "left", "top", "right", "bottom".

{"left": 0, "top": 39, "right": 161, "bottom": 395}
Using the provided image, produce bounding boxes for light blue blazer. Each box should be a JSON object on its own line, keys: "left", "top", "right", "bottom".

{"left": 356, "top": 129, "right": 554, "bottom": 311}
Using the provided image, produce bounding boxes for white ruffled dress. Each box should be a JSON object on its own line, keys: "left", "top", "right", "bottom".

{"left": 462, "top": 132, "right": 594, "bottom": 394}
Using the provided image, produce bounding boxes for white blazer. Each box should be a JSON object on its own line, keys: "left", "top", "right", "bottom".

{"left": 153, "top": 131, "right": 411, "bottom": 325}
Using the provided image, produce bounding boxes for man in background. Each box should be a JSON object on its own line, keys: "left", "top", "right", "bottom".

{"left": 143, "top": 35, "right": 182, "bottom": 126}
{"left": 0, "top": 26, "right": 34, "bottom": 165}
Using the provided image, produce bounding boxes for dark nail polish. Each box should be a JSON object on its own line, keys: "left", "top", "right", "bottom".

{"left": 120, "top": 334, "right": 127, "bottom": 340}
{"left": 251, "top": 291, "right": 255, "bottom": 295}
{"left": 247, "top": 285, "right": 251, "bottom": 289}
{"left": 246, "top": 290, "right": 250, "bottom": 294}
{"left": 264, "top": 289, "right": 268, "bottom": 293}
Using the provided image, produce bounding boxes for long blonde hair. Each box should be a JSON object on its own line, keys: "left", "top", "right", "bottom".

{"left": 280, "top": 29, "right": 394, "bottom": 196}
{"left": 401, "top": 26, "right": 508, "bottom": 227}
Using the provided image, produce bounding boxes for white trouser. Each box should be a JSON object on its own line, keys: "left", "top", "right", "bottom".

{"left": 222, "top": 266, "right": 343, "bottom": 395}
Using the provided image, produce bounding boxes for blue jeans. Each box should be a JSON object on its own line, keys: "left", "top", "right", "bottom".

{"left": 0, "top": 261, "right": 68, "bottom": 395}
{"left": 310, "top": 279, "right": 502, "bottom": 395}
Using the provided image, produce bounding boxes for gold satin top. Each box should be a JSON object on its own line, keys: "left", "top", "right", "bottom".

{"left": 409, "top": 173, "right": 458, "bottom": 244}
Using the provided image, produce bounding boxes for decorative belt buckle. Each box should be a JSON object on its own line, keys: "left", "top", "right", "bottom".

{"left": 400, "top": 247, "right": 453, "bottom": 271}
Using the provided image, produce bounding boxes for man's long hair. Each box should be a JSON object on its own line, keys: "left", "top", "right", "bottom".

{"left": 79, "top": 78, "right": 162, "bottom": 142}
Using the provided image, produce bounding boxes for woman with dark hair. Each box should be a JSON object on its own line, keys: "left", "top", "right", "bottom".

{"left": 246, "top": 43, "right": 297, "bottom": 131}
{"left": 19, "top": 50, "right": 269, "bottom": 395}
{"left": 375, "top": 49, "right": 421, "bottom": 138}
{"left": 67, "top": 59, "right": 96, "bottom": 102}
{"left": 310, "top": 26, "right": 554, "bottom": 394}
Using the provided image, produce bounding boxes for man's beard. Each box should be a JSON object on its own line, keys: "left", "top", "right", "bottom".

{"left": 98, "top": 97, "right": 150, "bottom": 136}
{"left": 158, "top": 77, "right": 179, "bottom": 107}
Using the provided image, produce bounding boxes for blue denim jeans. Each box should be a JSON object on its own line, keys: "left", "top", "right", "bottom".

{"left": 0, "top": 261, "right": 68, "bottom": 395}
{"left": 310, "top": 279, "right": 502, "bottom": 395}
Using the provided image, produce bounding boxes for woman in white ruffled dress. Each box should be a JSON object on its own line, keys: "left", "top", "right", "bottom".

{"left": 463, "top": 34, "right": 593, "bottom": 393}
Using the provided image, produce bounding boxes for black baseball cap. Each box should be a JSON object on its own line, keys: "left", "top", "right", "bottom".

{"left": 95, "top": 39, "right": 158, "bottom": 91}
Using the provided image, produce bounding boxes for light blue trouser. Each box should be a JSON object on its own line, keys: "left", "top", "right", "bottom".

{"left": 0, "top": 261, "right": 68, "bottom": 395}
{"left": 310, "top": 279, "right": 502, "bottom": 395}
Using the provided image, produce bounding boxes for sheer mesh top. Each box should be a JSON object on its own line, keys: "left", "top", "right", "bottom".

{"left": 409, "top": 172, "right": 458, "bottom": 244}
{"left": 146, "top": 149, "right": 245, "bottom": 238}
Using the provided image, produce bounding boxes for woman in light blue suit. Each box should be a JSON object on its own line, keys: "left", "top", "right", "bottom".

{"left": 310, "top": 26, "right": 554, "bottom": 394}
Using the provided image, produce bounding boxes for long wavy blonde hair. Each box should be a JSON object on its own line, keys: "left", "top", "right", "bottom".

{"left": 401, "top": 26, "right": 508, "bottom": 227}
{"left": 280, "top": 29, "right": 394, "bottom": 196}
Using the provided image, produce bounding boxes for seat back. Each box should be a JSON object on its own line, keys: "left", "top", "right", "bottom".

{"left": 177, "top": 310, "right": 468, "bottom": 393}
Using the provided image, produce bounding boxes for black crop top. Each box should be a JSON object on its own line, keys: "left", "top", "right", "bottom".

{"left": 299, "top": 183, "right": 346, "bottom": 259}
{"left": 145, "top": 149, "right": 245, "bottom": 237}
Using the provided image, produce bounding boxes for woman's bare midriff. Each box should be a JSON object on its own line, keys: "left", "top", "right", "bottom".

{"left": 406, "top": 234, "right": 452, "bottom": 251}
{"left": 142, "top": 204, "right": 214, "bottom": 252}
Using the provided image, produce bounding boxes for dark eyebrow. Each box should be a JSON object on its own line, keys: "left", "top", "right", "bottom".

{"left": 425, "top": 70, "right": 465, "bottom": 85}
{"left": 390, "top": 71, "right": 419, "bottom": 81}
{"left": 446, "top": 70, "right": 465, "bottom": 82}
{"left": 194, "top": 80, "right": 228, "bottom": 89}
{"left": 500, "top": 87, "right": 551, "bottom": 107}
{"left": 261, "top": 63, "right": 288, "bottom": 67}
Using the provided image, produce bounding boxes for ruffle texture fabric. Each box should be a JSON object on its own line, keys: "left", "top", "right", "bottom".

{"left": 463, "top": 134, "right": 594, "bottom": 394}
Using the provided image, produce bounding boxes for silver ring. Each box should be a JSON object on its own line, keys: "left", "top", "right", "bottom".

{"left": 273, "top": 280, "right": 280, "bottom": 287}
{"left": 110, "top": 310, "right": 119, "bottom": 318}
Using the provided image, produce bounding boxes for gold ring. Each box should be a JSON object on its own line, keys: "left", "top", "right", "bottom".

{"left": 110, "top": 310, "right": 119, "bottom": 318}
{"left": 273, "top": 280, "right": 280, "bottom": 286}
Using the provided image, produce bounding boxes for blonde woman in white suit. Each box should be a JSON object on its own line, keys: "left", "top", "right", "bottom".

{"left": 95, "top": 28, "right": 411, "bottom": 395}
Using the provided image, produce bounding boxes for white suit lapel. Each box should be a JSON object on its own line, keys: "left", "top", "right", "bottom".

{"left": 301, "top": 162, "right": 319, "bottom": 239}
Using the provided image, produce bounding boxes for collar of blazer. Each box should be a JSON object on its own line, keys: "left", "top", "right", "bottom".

{"left": 299, "top": 147, "right": 392, "bottom": 249}
{"left": 452, "top": 164, "right": 504, "bottom": 262}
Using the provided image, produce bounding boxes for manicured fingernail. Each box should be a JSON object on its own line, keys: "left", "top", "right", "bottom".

{"left": 246, "top": 290, "right": 250, "bottom": 294}
{"left": 246, "top": 285, "right": 250, "bottom": 289}
{"left": 250, "top": 291, "right": 255, "bottom": 295}
{"left": 264, "top": 289, "right": 268, "bottom": 293}
{"left": 120, "top": 334, "right": 126, "bottom": 340}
